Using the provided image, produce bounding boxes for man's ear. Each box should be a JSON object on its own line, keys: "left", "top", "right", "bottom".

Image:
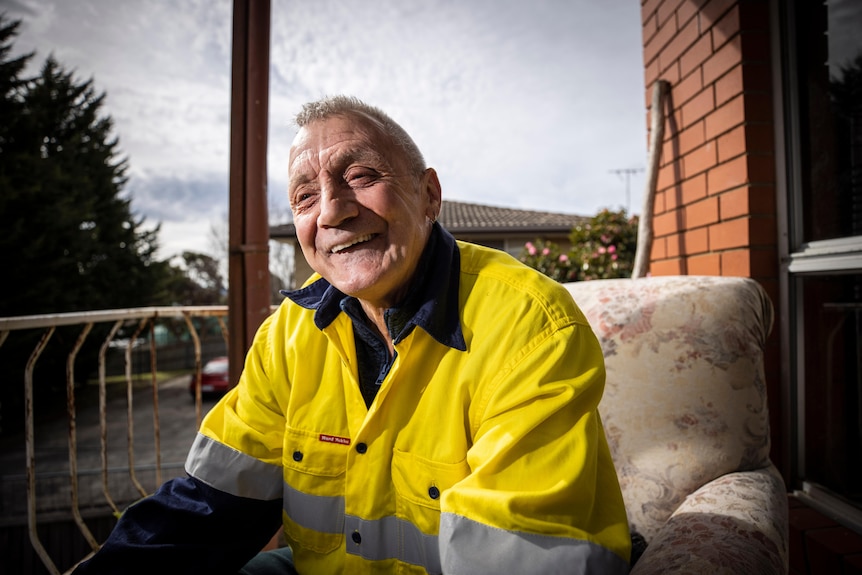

{"left": 421, "top": 167, "right": 442, "bottom": 221}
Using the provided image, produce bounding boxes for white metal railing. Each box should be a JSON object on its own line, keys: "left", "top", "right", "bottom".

{"left": 0, "top": 306, "right": 229, "bottom": 575}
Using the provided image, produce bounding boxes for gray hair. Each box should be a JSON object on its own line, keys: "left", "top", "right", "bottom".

{"left": 294, "top": 95, "right": 426, "bottom": 177}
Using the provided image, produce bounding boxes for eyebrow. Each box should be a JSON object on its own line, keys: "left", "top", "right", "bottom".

{"left": 289, "top": 145, "right": 394, "bottom": 193}
{"left": 331, "top": 146, "right": 393, "bottom": 172}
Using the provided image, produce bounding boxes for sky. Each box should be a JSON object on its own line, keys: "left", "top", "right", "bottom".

{"left": 1, "top": 0, "right": 648, "bottom": 260}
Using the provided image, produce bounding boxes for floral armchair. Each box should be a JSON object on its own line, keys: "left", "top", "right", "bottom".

{"left": 564, "top": 276, "right": 789, "bottom": 574}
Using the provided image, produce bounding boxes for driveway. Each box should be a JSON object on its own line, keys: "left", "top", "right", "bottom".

{"left": 0, "top": 374, "right": 219, "bottom": 523}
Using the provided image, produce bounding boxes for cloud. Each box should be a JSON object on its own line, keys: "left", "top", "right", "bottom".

{"left": 5, "top": 0, "right": 649, "bottom": 259}
{"left": 157, "top": 219, "right": 219, "bottom": 258}
{"left": 123, "top": 173, "right": 229, "bottom": 259}
{"left": 268, "top": 0, "right": 647, "bottom": 215}
{"left": 127, "top": 174, "right": 227, "bottom": 223}
{"left": 0, "top": 0, "right": 37, "bottom": 17}
{"left": 8, "top": 0, "right": 233, "bottom": 177}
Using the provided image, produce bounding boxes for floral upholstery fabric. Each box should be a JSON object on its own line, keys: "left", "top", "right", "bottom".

{"left": 564, "top": 276, "right": 788, "bottom": 574}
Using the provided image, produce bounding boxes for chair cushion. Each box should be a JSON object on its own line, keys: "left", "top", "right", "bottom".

{"left": 564, "top": 276, "right": 774, "bottom": 540}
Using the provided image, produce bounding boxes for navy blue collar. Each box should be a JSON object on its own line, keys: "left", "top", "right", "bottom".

{"left": 282, "top": 224, "right": 466, "bottom": 352}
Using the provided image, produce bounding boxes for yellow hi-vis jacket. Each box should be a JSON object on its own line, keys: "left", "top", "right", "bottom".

{"left": 187, "top": 238, "right": 631, "bottom": 574}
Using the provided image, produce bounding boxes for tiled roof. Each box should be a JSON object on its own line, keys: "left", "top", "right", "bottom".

{"left": 270, "top": 200, "right": 585, "bottom": 238}
{"left": 439, "top": 201, "right": 586, "bottom": 233}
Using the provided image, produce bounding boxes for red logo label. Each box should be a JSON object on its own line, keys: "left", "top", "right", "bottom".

{"left": 319, "top": 434, "right": 351, "bottom": 446}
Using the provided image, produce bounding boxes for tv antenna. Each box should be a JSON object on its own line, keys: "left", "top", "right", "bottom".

{"left": 609, "top": 167, "right": 645, "bottom": 213}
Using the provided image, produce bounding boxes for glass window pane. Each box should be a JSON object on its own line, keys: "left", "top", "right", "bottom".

{"left": 802, "top": 274, "right": 862, "bottom": 508}
{"left": 794, "top": 1, "right": 862, "bottom": 243}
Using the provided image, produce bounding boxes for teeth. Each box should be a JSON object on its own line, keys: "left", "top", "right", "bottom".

{"left": 331, "top": 234, "right": 373, "bottom": 254}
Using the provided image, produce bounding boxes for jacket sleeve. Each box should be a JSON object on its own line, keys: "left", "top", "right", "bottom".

{"left": 72, "top": 475, "right": 282, "bottom": 575}
{"left": 438, "top": 321, "right": 631, "bottom": 575}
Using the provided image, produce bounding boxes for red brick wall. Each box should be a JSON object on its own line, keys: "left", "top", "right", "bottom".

{"left": 642, "top": 0, "right": 777, "bottom": 285}
{"left": 640, "top": 0, "right": 783, "bottom": 469}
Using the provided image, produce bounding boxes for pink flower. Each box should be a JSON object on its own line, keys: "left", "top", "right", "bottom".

{"left": 526, "top": 242, "right": 536, "bottom": 256}
{"left": 598, "top": 246, "right": 607, "bottom": 254}
{"left": 611, "top": 254, "right": 618, "bottom": 261}
{"left": 542, "top": 247, "right": 551, "bottom": 256}
{"left": 608, "top": 245, "right": 617, "bottom": 254}
{"left": 559, "top": 254, "right": 569, "bottom": 262}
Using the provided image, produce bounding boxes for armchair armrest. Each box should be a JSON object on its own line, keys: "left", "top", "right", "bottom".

{"left": 631, "top": 466, "right": 788, "bottom": 575}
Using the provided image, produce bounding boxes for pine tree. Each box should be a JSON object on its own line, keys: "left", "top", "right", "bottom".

{"left": 0, "top": 17, "right": 167, "bottom": 316}
{"left": 0, "top": 16, "right": 172, "bottom": 434}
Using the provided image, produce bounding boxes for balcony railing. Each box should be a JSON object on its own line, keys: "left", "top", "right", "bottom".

{"left": 0, "top": 306, "right": 229, "bottom": 575}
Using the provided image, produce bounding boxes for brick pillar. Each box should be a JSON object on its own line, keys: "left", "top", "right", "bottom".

{"left": 640, "top": 0, "right": 783, "bottom": 470}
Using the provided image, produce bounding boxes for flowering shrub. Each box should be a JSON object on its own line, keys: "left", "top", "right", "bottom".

{"left": 520, "top": 239, "right": 579, "bottom": 282}
{"left": 520, "top": 209, "right": 639, "bottom": 282}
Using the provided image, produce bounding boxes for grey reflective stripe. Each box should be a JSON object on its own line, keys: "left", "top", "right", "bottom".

{"left": 184, "top": 432, "right": 283, "bottom": 500}
{"left": 281, "top": 485, "right": 441, "bottom": 573}
{"left": 345, "top": 514, "right": 442, "bottom": 575}
{"left": 283, "top": 480, "right": 345, "bottom": 534}
{"left": 439, "top": 513, "right": 629, "bottom": 575}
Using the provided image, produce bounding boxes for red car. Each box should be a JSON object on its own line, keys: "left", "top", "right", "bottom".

{"left": 190, "top": 356, "right": 230, "bottom": 398}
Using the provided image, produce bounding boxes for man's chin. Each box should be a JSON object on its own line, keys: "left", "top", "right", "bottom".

{"left": 326, "top": 275, "right": 377, "bottom": 297}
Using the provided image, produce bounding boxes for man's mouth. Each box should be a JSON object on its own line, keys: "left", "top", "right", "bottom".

{"left": 330, "top": 234, "right": 375, "bottom": 254}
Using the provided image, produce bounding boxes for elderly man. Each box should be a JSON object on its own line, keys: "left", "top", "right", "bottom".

{"left": 74, "top": 96, "right": 631, "bottom": 575}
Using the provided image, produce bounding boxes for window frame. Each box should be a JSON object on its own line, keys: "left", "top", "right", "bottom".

{"left": 773, "top": 0, "right": 862, "bottom": 531}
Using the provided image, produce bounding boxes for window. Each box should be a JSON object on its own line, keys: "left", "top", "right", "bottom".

{"left": 800, "top": 274, "right": 861, "bottom": 505}
{"left": 781, "top": 0, "right": 862, "bottom": 521}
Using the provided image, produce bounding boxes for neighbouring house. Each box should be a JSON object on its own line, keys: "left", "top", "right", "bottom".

{"left": 269, "top": 200, "right": 587, "bottom": 289}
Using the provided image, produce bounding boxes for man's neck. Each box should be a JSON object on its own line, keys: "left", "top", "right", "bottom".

{"left": 359, "top": 300, "right": 395, "bottom": 356}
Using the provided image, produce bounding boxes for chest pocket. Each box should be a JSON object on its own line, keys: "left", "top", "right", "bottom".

{"left": 391, "top": 449, "right": 471, "bottom": 534}
{"left": 282, "top": 426, "right": 349, "bottom": 553}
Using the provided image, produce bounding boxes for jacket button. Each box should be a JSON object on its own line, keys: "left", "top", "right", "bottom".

{"left": 292, "top": 451, "right": 303, "bottom": 462}
{"left": 355, "top": 442, "right": 367, "bottom": 454}
{"left": 351, "top": 531, "right": 362, "bottom": 544}
{"left": 428, "top": 486, "right": 440, "bottom": 500}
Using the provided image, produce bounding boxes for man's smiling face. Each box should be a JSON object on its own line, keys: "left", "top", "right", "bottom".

{"left": 288, "top": 113, "right": 440, "bottom": 309}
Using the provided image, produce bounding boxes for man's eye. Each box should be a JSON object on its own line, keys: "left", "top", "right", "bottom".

{"left": 345, "top": 169, "right": 377, "bottom": 187}
{"left": 291, "top": 190, "right": 316, "bottom": 209}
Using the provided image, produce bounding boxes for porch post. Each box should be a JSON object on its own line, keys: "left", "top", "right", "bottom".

{"left": 228, "top": 0, "right": 271, "bottom": 388}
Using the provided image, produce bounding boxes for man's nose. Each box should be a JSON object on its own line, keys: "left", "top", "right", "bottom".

{"left": 318, "top": 173, "right": 359, "bottom": 227}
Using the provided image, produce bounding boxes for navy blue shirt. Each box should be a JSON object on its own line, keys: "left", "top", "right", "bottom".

{"left": 284, "top": 223, "right": 466, "bottom": 407}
